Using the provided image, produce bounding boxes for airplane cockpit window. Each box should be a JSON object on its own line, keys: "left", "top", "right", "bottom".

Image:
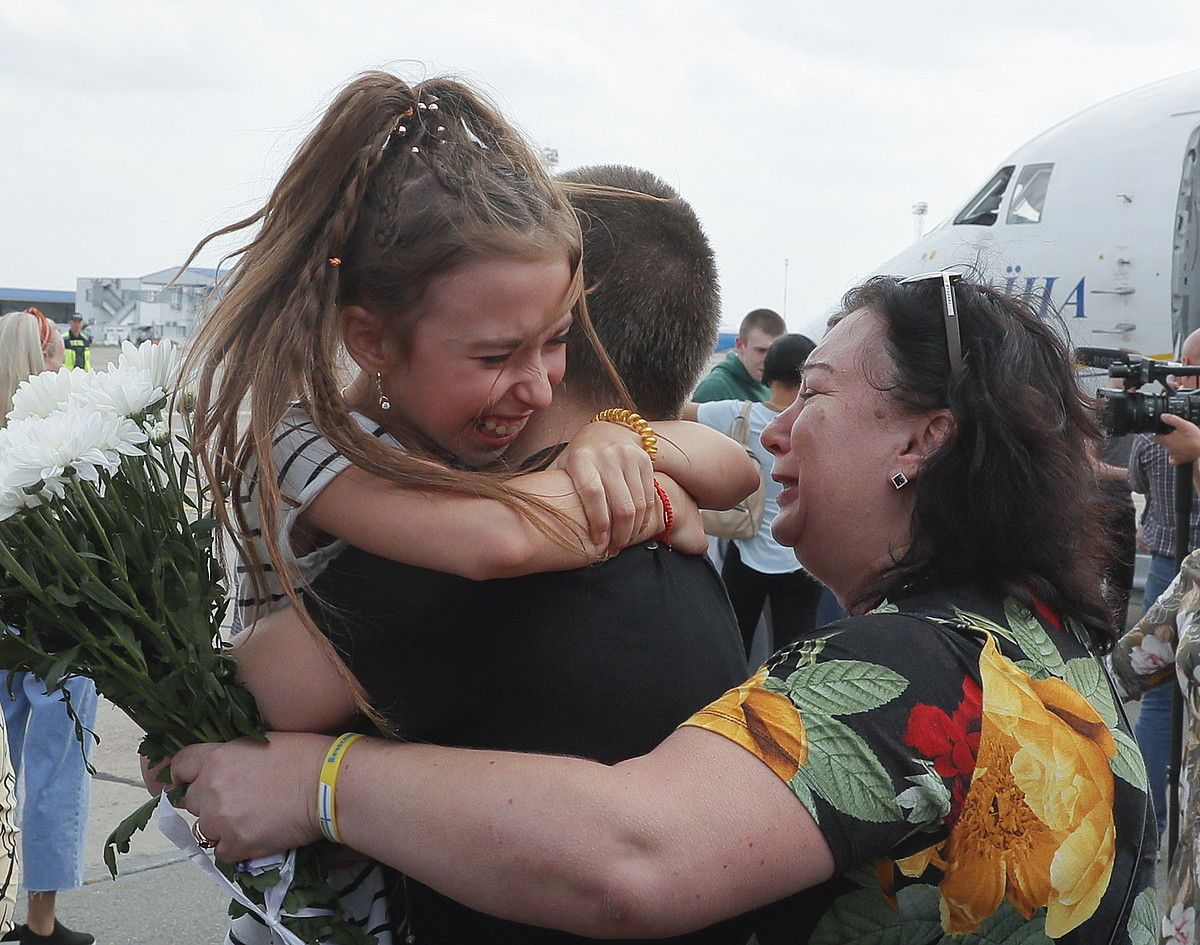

{"left": 1006, "top": 163, "right": 1054, "bottom": 225}
{"left": 953, "top": 166, "right": 1015, "bottom": 226}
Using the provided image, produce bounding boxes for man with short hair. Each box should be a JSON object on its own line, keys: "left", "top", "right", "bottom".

{"left": 692, "top": 308, "right": 786, "bottom": 403}
{"left": 252, "top": 165, "right": 755, "bottom": 944}
{"left": 62, "top": 316, "right": 90, "bottom": 371}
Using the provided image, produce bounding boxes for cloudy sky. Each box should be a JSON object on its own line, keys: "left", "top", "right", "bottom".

{"left": 3, "top": 0, "right": 1199, "bottom": 338}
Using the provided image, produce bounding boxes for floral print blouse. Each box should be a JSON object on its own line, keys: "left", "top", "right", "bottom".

{"left": 1113, "top": 549, "right": 1200, "bottom": 945}
{"left": 683, "top": 585, "right": 1157, "bottom": 944}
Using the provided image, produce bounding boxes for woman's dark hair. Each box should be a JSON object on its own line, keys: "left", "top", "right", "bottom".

{"left": 761, "top": 333, "right": 816, "bottom": 387}
{"left": 845, "top": 275, "right": 1116, "bottom": 651}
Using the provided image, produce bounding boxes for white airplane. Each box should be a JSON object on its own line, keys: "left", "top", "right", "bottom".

{"left": 875, "top": 69, "right": 1200, "bottom": 360}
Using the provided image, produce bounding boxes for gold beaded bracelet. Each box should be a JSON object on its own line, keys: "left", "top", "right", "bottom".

{"left": 590, "top": 408, "right": 659, "bottom": 460}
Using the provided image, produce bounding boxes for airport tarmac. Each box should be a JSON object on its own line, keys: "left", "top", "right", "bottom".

{"left": 13, "top": 700, "right": 231, "bottom": 944}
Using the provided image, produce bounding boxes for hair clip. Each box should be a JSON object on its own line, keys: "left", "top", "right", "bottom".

{"left": 417, "top": 102, "right": 427, "bottom": 111}
{"left": 328, "top": 257, "right": 343, "bottom": 267}
{"left": 428, "top": 102, "right": 439, "bottom": 112}
{"left": 411, "top": 146, "right": 420, "bottom": 153}
{"left": 400, "top": 105, "right": 415, "bottom": 118}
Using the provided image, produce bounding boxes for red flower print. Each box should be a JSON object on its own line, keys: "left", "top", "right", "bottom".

{"left": 904, "top": 676, "right": 982, "bottom": 823}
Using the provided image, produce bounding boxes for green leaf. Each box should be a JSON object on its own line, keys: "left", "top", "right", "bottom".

{"left": 1110, "top": 728, "right": 1149, "bottom": 792}
{"left": 47, "top": 585, "right": 82, "bottom": 607}
{"left": 871, "top": 601, "right": 899, "bottom": 614}
{"left": 1126, "top": 886, "right": 1158, "bottom": 945}
{"left": 762, "top": 675, "right": 790, "bottom": 696}
{"left": 1063, "top": 657, "right": 1118, "bottom": 728}
{"left": 79, "top": 577, "right": 137, "bottom": 618}
{"left": 784, "top": 660, "right": 908, "bottom": 716}
{"left": 237, "top": 868, "right": 283, "bottom": 892}
{"left": 809, "top": 884, "right": 942, "bottom": 945}
{"left": 41, "top": 649, "right": 79, "bottom": 690}
{"left": 1003, "top": 598, "right": 1065, "bottom": 674}
{"left": 103, "top": 795, "right": 160, "bottom": 877}
{"left": 948, "top": 898, "right": 1051, "bottom": 944}
{"left": 797, "top": 714, "right": 899, "bottom": 822}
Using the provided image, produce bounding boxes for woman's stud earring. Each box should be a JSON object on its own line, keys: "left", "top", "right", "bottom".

{"left": 377, "top": 373, "right": 391, "bottom": 411}
{"left": 891, "top": 472, "right": 909, "bottom": 490}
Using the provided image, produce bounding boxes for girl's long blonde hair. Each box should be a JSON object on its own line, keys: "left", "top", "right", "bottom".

{"left": 180, "top": 73, "right": 629, "bottom": 717}
{"left": 0, "top": 311, "right": 45, "bottom": 429}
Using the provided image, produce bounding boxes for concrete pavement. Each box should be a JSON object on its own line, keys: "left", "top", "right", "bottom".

{"left": 14, "top": 700, "right": 230, "bottom": 944}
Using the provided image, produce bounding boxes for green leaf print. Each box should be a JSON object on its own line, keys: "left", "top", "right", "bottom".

{"left": 1126, "top": 886, "right": 1159, "bottom": 945}
{"left": 797, "top": 714, "right": 900, "bottom": 822}
{"left": 872, "top": 601, "right": 900, "bottom": 614}
{"left": 1062, "top": 656, "right": 1119, "bottom": 728}
{"left": 788, "top": 773, "right": 820, "bottom": 824}
{"left": 950, "top": 608, "right": 1017, "bottom": 644}
{"left": 1002, "top": 598, "right": 1066, "bottom": 675}
{"left": 783, "top": 660, "right": 908, "bottom": 716}
{"left": 809, "top": 884, "right": 943, "bottom": 945}
{"left": 1013, "top": 659, "right": 1052, "bottom": 681}
{"left": 947, "top": 899, "right": 1051, "bottom": 944}
{"left": 896, "top": 768, "right": 952, "bottom": 827}
{"left": 781, "top": 632, "right": 835, "bottom": 671}
{"left": 1110, "top": 728, "right": 1149, "bottom": 792}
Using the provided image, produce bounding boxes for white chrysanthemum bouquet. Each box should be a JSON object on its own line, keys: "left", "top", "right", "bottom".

{"left": 0, "top": 343, "right": 372, "bottom": 945}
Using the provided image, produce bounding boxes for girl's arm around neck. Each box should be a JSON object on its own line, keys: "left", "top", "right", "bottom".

{"left": 302, "top": 466, "right": 699, "bottom": 582}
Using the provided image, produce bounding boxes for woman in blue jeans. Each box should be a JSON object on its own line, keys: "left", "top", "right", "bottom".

{"left": 0, "top": 311, "right": 95, "bottom": 945}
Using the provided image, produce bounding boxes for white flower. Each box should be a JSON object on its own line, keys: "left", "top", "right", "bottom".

{"left": 0, "top": 407, "right": 148, "bottom": 512}
{"left": 1163, "top": 904, "right": 1195, "bottom": 945}
{"left": 7, "top": 368, "right": 89, "bottom": 423}
{"left": 143, "top": 419, "right": 171, "bottom": 445}
{"left": 1130, "top": 634, "right": 1174, "bottom": 675}
{"left": 73, "top": 367, "right": 166, "bottom": 418}
{"left": 117, "top": 339, "right": 182, "bottom": 393}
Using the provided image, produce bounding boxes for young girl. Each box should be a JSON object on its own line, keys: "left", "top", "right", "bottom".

{"left": 181, "top": 72, "right": 747, "bottom": 636}
{"left": 174, "top": 70, "right": 750, "bottom": 945}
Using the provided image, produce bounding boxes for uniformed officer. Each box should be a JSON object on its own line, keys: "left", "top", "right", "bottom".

{"left": 62, "top": 315, "right": 90, "bottom": 371}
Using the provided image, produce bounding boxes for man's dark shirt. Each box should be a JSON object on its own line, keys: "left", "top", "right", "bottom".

{"left": 308, "top": 541, "right": 752, "bottom": 945}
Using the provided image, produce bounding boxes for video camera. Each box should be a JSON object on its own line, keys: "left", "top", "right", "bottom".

{"left": 1076, "top": 347, "right": 1200, "bottom": 436}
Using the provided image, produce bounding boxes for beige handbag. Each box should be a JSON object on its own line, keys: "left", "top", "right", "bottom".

{"left": 700, "top": 402, "right": 767, "bottom": 541}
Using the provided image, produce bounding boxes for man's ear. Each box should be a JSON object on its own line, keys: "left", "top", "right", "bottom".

{"left": 734, "top": 335, "right": 746, "bottom": 354}
{"left": 340, "top": 305, "right": 394, "bottom": 373}
{"left": 898, "top": 409, "right": 956, "bottom": 472}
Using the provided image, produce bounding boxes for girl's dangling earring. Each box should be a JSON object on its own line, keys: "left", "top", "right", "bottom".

{"left": 377, "top": 372, "right": 391, "bottom": 411}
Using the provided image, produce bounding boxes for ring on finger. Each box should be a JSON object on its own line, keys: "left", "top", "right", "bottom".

{"left": 192, "top": 820, "right": 215, "bottom": 849}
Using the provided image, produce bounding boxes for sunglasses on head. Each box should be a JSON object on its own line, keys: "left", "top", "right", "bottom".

{"left": 899, "top": 270, "right": 964, "bottom": 373}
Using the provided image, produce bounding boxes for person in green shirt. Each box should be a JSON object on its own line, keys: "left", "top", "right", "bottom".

{"left": 692, "top": 308, "right": 785, "bottom": 402}
{"left": 62, "top": 316, "right": 91, "bottom": 371}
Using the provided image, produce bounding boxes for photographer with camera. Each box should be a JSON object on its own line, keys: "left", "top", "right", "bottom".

{"left": 1121, "top": 328, "right": 1200, "bottom": 842}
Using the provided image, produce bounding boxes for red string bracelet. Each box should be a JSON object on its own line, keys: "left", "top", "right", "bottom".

{"left": 653, "top": 479, "right": 673, "bottom": 547}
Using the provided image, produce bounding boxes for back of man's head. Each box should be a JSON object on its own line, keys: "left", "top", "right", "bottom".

{"left": 1183, "top": 327, "right": 1200, "bottom": 364}
{"left": 558, "top": 165, "right": 718, "bottom": 419}
{"left": 739, "top": 308, "right": 787, "bottom": 340}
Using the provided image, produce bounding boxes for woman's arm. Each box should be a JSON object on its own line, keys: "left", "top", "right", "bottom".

{"left": 1111, "top": 550, "right": 1198, "bottom": 698}
{"left": 171, "top": 727, "right": 833, "bottom": 938}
